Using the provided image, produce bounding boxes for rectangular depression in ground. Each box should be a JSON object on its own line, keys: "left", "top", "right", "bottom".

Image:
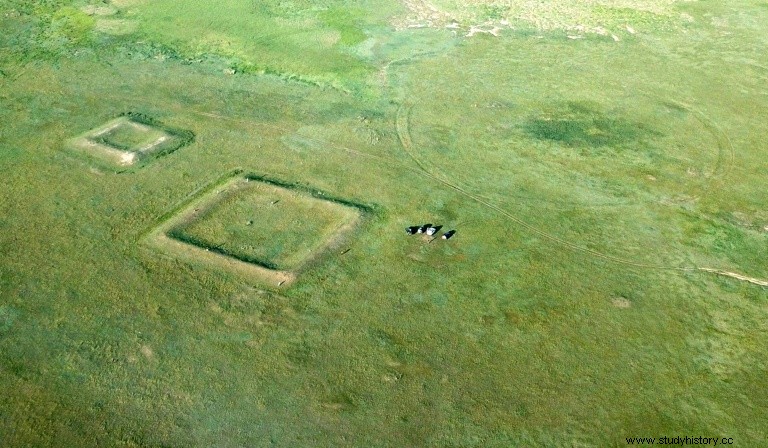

{"left": 66, "top": 115, "right": 191, "bottom": 169}
{"left": 145, "top": 174, "right": 364, "bottom": 286}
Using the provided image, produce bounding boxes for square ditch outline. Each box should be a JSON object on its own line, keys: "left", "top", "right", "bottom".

{"left": 143, "top": 171, "right": 370, "bottom": 287}
{"left": 65, "top": 113, "right": 193, "bottom": 171}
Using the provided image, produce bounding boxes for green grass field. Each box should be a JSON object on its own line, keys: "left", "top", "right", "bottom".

{"left": 1, "top": 0, "right": 767, "bottom": 446}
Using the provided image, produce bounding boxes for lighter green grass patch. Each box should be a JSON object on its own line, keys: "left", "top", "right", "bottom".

{"left": 94, "top": 18, "right": 137, "bottom": 36}
{"left": 48, "top": 6, "right": 95, "bottom": 45}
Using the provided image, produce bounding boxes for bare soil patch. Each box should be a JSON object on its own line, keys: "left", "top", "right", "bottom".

{"left": 611, "top": 296, "right": 632, "bottom": 308}
{"left": 698, "top": 268, "right": 768, "bottom": 288}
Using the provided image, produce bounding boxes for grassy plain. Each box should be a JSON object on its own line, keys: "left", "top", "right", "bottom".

{"left": 1, "top": 0, "right": 767, "bottom": 447}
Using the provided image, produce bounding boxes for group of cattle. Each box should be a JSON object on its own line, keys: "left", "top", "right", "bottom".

{"left": 405, "top": 223, "right": 456, "bottom": 240}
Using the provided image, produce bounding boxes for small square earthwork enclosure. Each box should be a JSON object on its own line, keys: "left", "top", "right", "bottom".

{"left": 66, "top": 114, "right": 192, "bottom": 170}
{"left": 145, "top": 173, "right": 366, "bottom": 286}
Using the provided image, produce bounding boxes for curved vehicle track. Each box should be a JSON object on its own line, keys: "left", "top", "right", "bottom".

{"left": 394, "top": 103, "right": 764, "bottom": 287}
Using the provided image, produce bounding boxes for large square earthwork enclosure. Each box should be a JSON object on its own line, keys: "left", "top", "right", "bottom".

{"left": 66, "top": 114, "right": 192, "bottom": 170}
{"left": 145, "top": 173, "right": 367, "bottom": 286}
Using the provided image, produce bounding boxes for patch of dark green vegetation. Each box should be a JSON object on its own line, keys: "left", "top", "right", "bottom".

{"left": 102, "top": 40, "right": 188, "bottom": 67}
{"left": 225, "top": 61, "right": 335, "bottom": 90}
{"left": 524, "top": 101, "right": 660, "bottom": 148}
